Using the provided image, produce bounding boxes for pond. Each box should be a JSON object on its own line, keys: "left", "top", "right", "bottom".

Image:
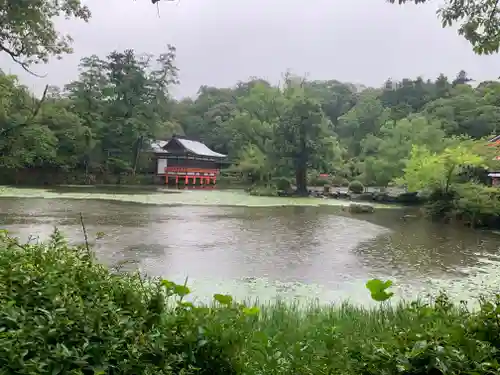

{"left": 0, "top": 186, "right": 499, "bottom": 306}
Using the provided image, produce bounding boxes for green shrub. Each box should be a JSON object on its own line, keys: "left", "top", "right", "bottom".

{"left": 0, "top": 229, "right": 254, "bottom": 375}
{"left": 309, "top": 176, "right": 331, "bottom": 187}
{"left": 309, "top": 174, "right": 350, "bottom": 187}
{"left": 217, "top": 172, "right": 247, "bottom": 186}
{"left": 273, "top": 177, "right": 292, "bottom": 191}
{"left": 330, "top": 175, "right": 350, "bottom": 187}
{"left": 348, "top": 180, "right": 365, "bottom": 194}
{"left": 248, "top": 185, "right": 278, "bottom": 196}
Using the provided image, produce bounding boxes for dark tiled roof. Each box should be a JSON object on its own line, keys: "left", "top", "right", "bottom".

{"left": 149, "top": 138, "right": 226, "bottom": 158}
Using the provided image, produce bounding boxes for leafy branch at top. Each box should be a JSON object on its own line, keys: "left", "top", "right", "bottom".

{"left": 0, "top": 0, "right": 91, "bottom": 75}
{"left": 389, "top": 0, "right": 500, "bottom": 55}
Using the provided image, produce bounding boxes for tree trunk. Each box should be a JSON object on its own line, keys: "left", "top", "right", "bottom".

{"left": 295, "top": 166, "right": 308, "bottom": 196}
{"left": 84, "top": 159, "right": 89, "bottom": 185}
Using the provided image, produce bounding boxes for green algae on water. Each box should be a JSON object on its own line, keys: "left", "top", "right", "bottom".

{"left": 0, "top": 186, "right": 397, "bottom": 208}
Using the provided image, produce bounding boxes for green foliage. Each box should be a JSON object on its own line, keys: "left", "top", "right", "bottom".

{"left": 271, "top": 81, "right": 338, "bottom": 194}
{"left": 366, "top": 279, "right": 394, "bottom": 302}
{"left": 330, "top": 175, "right": 350, "bottom": 187}
{"left": 273, "top": 177, "right": 292, "bottom": 191}
{"left": 391, "top": 0, "right": 500, "bottom": 55}
{"left": 216, "top": 172, "right": 247, "bottom": 187}
{"left": 338, "top": 89, "right": 389, "bottom": 156}
{"left": 308, "top": 176, "right": 330, "bottom": 187}
{"left": 2, "top": 45, "right": 500, "bottom": 207}
{"left": 348, "top": 180, "right": 365, "bottom": 194}
{"left": 0, "top": 229, "right": 256, "bottom": 375}
{"left": 213, "top": 293, "right": 233, "bottom": 306}
{"left": 454, "top": 183, "right": 500, "bottom": 226}
{"left": 0, "top": 0, "right": 91, "bottom": 72}
{"left": 0, "top": 47, "right": 179, "bottom": 183}
{"left": 359, "top": 115, "right": 447, "bottom": 186}
{"left": 397, "top": 142, "right": 486, "bottom": 193}
{"left": 396, "top": 140, "right": 500, "bottom": 227}
{"left": 5, "top": 232, "right": 500, "bottom": 374}
{"left": 247, "top": 185, "right": 279, "bottom": 197}
{"left": 234, "top": 143, "right": 272, "bottom": 184}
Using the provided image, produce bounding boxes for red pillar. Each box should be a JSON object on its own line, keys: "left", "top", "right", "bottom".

{"left": 175, "top": 176, "right": 179, "bottom": 185}
{"left": 193, "top": 176, "right": 197, "bottom": 185}
{"left": 185, "top": 175, "right": 188, "bottom": 185}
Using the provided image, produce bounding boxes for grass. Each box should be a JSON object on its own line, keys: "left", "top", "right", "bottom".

{"left": 1, "top": 229, "right": 500, "bottom": 374}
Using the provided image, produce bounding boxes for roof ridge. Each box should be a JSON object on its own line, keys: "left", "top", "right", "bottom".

{"left": 175, "top": 138, "right": 226, "bottom": 158}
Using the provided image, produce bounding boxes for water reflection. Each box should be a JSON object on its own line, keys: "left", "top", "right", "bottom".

{"left": 356, "top": 210, "right": 500, "bottom": 279}
{"left": 1, "top": 196, "right": 500, "bottom": 304}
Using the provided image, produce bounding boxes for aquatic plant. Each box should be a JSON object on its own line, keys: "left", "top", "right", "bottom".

{"left": 366, "top": 278, "right": 394, "bottom": 301}
{"left": 1, "top": 229, "right": 500, "bottom": 374}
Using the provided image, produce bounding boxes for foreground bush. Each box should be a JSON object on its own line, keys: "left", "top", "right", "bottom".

{"left": 2, "top": 230, "right": 500, "bottom": 374}
{"left": 0, "top": 230, "right": 254, "bottom": 375}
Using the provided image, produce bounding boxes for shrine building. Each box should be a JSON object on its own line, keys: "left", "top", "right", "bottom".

{"left": 150, "top": 136, "right": 227, "bottom": 186}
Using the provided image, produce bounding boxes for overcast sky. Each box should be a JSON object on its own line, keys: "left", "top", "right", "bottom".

{"left": 1, "top": 0, "right": 500, "bottom": 98}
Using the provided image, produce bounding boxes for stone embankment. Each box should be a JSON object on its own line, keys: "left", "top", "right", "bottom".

{"left": 309, "top": 186, "right": 422, "bottom": 205}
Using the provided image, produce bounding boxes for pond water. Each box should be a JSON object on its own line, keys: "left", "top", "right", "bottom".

{"left": 1, "top": 186, "right": 499, "bottom": 306}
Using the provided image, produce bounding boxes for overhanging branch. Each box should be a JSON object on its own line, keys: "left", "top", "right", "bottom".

{"left": 0, "top": 43, "right": 47, "bottom": 78}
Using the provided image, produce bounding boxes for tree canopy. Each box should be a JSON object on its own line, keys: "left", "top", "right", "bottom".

{"left": 1, "top": 55, "right": 499, "bottom": 192}
{"left": 0, "top": 0, "right": 90, "bottom": 74}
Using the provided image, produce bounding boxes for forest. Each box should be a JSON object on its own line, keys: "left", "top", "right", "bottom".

{"left": 0, "top": 49, "right": 497, "bottom": 183}
{"left": 2, "top": 45, "right": 500, "bottom": 225}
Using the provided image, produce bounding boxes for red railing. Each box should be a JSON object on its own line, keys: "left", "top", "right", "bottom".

{"left": 165, "top": 166, "right": 220, "bottom": 174}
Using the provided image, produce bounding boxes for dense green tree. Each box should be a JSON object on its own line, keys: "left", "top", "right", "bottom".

{"left": 303, "top": 80, "right": 357, "bottom": 126}
{"left": 359, "top": 115, "right": 447, "bottom": 185}
{"left": 3, "top": 57, "right": 500, "bottom": 194}
{"left": 424, "top": 83, "right": 500, "bottom": 138}
{"left": 274, "top": 88, "right": 336, "bottom": 194}
{"left": 0, "top": 73, "right": 57, "bottom": 174}
{"left": 0, "top": 46, "right": 179, "bottom": 184}
{"left": 0, "top": 0, "right": 90, "bottom": 73}
{"left": 337, "top": 90, "right": 389, "bottom": 157}
{"left": 397, "top": 142, "right": 486, "bottom": 194}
